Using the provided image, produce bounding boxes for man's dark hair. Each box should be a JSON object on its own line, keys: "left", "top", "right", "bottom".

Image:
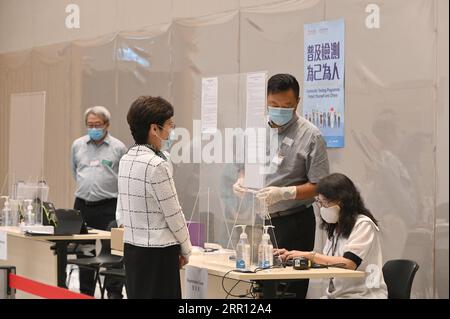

{"left": 267, "top": 73, "right": 300, "bottom": 98}
{"left": 317, "top": 173, "right": 379, "bottom": 239}
{"left": 127, "top": 96, "right": 174, "bottom": 144}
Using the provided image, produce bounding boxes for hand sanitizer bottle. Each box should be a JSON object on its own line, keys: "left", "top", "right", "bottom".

{"left": 258, "top": 225, "right": 275, "bottom": 269}
{"left": 235, "top": 225, "right": 251, "bottom": 272}
{"left": 24, "top": 199, "right": 35, "bottom": 226}
{"left": 1, "top": 196, "right": 11, "bottom": 226}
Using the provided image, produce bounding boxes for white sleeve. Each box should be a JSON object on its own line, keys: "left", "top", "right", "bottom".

{"left": 150, "top": 162, "right": 192, "bottom": 257}
{"left": 115, "top": 195, "right": 123, "bottom": 227}
{"left": 71, "top": 142, "right": 77, "bottom": 180}
{"left": 342, "top": 221, "right": 376, "bottom": 268}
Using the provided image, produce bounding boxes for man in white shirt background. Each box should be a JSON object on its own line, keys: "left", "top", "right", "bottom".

{"left": 71, "top": 106, "right": 127, "bottom": 298}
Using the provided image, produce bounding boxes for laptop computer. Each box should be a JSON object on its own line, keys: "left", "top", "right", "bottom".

{"left": 54, "top": 209, "right": 88, "bottom": 235}
{"left": 42, "top": 202, "right": 88, "bottom": 235}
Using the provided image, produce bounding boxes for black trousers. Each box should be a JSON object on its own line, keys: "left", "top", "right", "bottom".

{"left": 74, "top": 197, "right": 123, "bottom": 298}
{"left": 124, "top": 243, "right": 181, "bottom": 299}
{"left": 270, "top": 205, "right": 316, "bottom": 299}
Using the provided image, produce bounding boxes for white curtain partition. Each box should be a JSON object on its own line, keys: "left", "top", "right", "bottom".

{"left": 0, "top": 0, "right": 447, "bottom": 298}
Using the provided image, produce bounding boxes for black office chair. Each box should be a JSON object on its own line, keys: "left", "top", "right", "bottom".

{"left": 65, "top": 243, "right": 86, "bottom": 287}
{"left": 382, "top": 259, "right": 419, "bottom": 299}
{"left": 99, "top": 267, "right": 126, "bottom": 299}
{"left": 67, "top": 221, "right": 122, "bottom": 298}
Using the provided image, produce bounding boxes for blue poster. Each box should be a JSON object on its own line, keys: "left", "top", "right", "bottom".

{"left": 303, "top": 19, "right": 345, "bottom": 148}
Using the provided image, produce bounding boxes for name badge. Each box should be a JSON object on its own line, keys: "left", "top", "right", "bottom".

{"left": 282, "top": 137, "right": 294, "bottom": 147}
{"left": 271, "top": 154, "right": 284, "bottom": 166}
{"left": 89, "top": 160, "right": 100, "bottom": 167}
{"left": 102, "top": 159, "right": 113, "bottom": 168}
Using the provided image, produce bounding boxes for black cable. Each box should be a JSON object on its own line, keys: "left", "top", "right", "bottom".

{"left": 249, "top": 281, "right": 256, "bottom": 299}
{"left": 225, "top": 280, "right": 242, "bottom": 299}
{"left": 252, "top": 265, "right": 284, "bottom": 299}
{"left": 221, "top": 264, "right": 291, "bottom": 299}
{"left": 221, "top": 270, "right": 247, "bottom": 298}
{"left": 254, "top": 265, "right": 283, "bottom": 272}
{"left": 221, "top": 269, "right": 256, "bottom": 299}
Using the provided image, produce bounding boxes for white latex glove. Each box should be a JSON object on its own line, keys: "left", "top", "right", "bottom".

{"left": 233, "top": 177, "right": 247, "bottom": 199}
{"left": 256, "top": 186, "right": 297, "bottom": 206}
{"left": 257, "top": 196, "right": 270, "bottom": 219}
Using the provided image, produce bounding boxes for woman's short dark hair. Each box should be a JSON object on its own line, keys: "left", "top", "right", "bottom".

{"left": 317, "top": 173, "right": 378, "bottom": 239}
{"left": 267, "top": 73, "right": 300, "bottom": 98}
{"left": 127, "top": 96, "right": 174, "bottom": 144}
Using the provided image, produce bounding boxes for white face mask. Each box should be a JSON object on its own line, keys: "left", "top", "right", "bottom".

{"left": 320, "top": 205, "right": 340, "bottom": 224}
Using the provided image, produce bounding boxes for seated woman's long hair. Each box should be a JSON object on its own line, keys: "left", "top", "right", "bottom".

{"left": 317, "top": 173, "right": 378, "bottom": 239}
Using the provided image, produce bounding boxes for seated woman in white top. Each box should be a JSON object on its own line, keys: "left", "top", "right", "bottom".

{"left": 116, "top": 96, "right": 192, "bottom": 299}
{"left": 276, "top": 173, "right": 387, "bottom": 299}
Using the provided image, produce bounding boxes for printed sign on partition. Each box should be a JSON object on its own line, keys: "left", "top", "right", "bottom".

{"left": 303, "top": 19, "right": 345, "bottom": 148}
{"left": 201, "top": 77, "right": 219, "bottom": 134}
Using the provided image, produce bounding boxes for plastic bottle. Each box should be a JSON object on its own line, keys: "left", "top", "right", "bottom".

{"left": 1, "top": 196, "right": 11, "bottom": 226}
{"left": 24, "top": 199, "right": 34, "bottom": 226}
{"left": 234, "top": 225, "right": 251, "bottom": 271}
{"left": 266, "top": 226, "right": 274, "bottom": 267}
{"left": 258, "top": 225, "right": 275, "bottom": 269}
{"left": 9, "top": 199, "right": 19, "bottom": 226}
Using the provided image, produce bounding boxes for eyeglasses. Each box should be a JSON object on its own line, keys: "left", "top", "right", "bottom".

{"left": 87, "top": 123, "right": 105, "bottom": 129}
{"left": 267, "top": 105, "right": 296, "bottom": 109}
{"left": 158, "top": 123, "right": 176, "bottom": 131}
{"left": 314, "top": 196, "right": 335, "bottom": 208}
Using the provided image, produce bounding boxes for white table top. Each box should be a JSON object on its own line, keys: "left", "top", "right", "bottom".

{"left": 0, "top": 226, "right": 110, "bottom": 241}
{"left": 111, "top": 249, "right": 365, "bottom": 281}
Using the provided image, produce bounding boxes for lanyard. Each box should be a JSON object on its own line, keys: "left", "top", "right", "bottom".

{"left": 327, "top": 234, "right": 340, "bottom": 293}
{"left": 327, "top": 234, "right": 340, "bottom": 256}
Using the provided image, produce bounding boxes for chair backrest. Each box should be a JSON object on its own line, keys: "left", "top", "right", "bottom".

{"left": 382, "top": 259, "right": 419, "bottom": 299}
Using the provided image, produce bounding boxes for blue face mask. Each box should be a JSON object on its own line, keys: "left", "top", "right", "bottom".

{"left": 87, "top": 128, "right": 104, "bottom": 141}
{"left": 268, "top": 107, "right": 295, "bottom": 126}
{"left": 157, "top": 127, "right": 176, "bottom": 151}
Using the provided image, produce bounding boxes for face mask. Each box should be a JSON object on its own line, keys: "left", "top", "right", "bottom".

{"left": 268, "top": 107, "right": 295, "bottom": 126}
{"left": 320, "top": 205, "right": 340, "bottom": 224}
{"left": 87, "top": 128, "right": 104, "bottom": 141}
{"left": 157, "top": 127, "right": 176, "bottom": 151}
